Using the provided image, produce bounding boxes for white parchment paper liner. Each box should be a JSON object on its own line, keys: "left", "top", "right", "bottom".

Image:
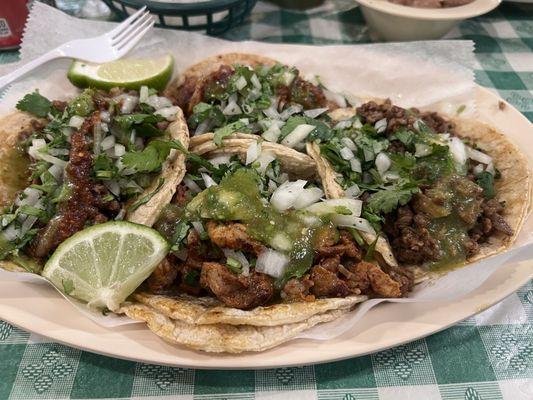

{"left": 2, "top": 3, "right": 530, "bottom": 335}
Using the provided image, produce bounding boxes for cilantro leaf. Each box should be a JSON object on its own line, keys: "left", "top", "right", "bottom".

{"left": 476, "top": 171, "right": 495, "bottom": 199}
{"left": 114, "top": 114, "right": 165, "bottom": 137}
{"left": 366, "top": 187, "right": 419, "bottom": 214}
{"left": 16, "top": 91, "right": 52, "bottom": 117}
{"left": 280, "top": 116, "right": 331, "bottom": 142}
{"left": 213, "top": 121, "right": 250, "bottom": 146}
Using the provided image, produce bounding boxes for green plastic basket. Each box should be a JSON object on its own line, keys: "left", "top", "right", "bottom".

{"left": 102, "top": 0, "right": 257, "bottom": 35}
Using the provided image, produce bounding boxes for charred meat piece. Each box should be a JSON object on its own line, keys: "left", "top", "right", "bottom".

{"left": 200, "top": 262, "right": 274, "bottom": 309}
{"left": 206, "top": 221, "right": 266, "bottom": 255}
{"left": 309, "top": 266, "right": 352, "bottom": 298}
{"left": 282, "top": 276, "right": 315, "bottom": 302}
{"left": 147, "top": 257, "right": 179, "bottom": 293}
{"left": 316, "top": 230, "right": 362, "bottom": 260}
{"left": 348, "top": 261, "right": 403, "bottom": 298}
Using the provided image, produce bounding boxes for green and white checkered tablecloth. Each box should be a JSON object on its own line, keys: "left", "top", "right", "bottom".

{"left": 1, "top": 1, "right": 532, "bottom": 399}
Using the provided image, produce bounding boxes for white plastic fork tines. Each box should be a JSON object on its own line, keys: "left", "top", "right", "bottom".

{"left": 0, "top": 6, "right": 154, "bottom": 90}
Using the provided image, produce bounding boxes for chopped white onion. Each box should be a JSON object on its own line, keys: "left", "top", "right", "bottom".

{"left": 15, "top": 187, "right": 42, "bottom": 207}
{"left": 353, "top": 118, "right": 363, "bottom": 129}
{"left": 323, "top": 88, "right": 347, "bottom": 108}
{"left": 114, "top": 144, "right": 126, "bottom": 157}
{"left": 256, "top": 248, "right": 289, "bottom": 278}
{"left": 375, "top": 118, "right": 387, "bottom": 134}
{"left": 334, "top": 120, "right": 352, "bottom": 130}
{"left": 350, "top": 158, "right": 362, "bottom": 173}
{"left": 263, "top": 99, "right": 281, "bottom": 120}
{"left": 101, "top": 135, "right": 116, "bottom": 151}
{"left": 222, "top": 101, "right": 242, "bottom": 116}
{"left": 280, "top": 104, "right": 303, "bottom": 121}
{"left": 68, "top": 115, "right": 85, "bottom": 129}
{"left": 145, "top": 95, "right": 172, "bottom": 110}
{"left": 333, "top": 215, "right": 376, "bottom": 234}
{"left": 119, "top": 94, "right": 138, "bottom": 114}
{"left": 375, "top": 152, "right": 391, "bottom": 175}
{"left": 223, "top": 249, "right": 250, "bottom": 276}
{"left": 415, "top": 143, "right": 432, "bottom": 157}
{"left": 245, "top": 141, "right": 261, "bottom": 165}
{"left": 139, "top": 86, "right": 149, "bottom": 103}
{"left": 281, "top": 71, "right": 296, "bottom": 86}
{"left": 281, "top": 124, "right": 315, "bottom": 148}
{"left": 1, "top": 225, "right": 19, "bottom": 241}
{"left": 47, "top": 148, "right": 69, "bottom": 156}
{"left": 341, "top": 137, "right": 357, "bottom": 151}
{"left": 28, "top": 141, "right": 67, "bottom": 168}
{"left": 201, "top": 172, "right": 217, "bottom": 188}
{"left": 270, "top": 180, "right": 307, "bottom": 211}
{"left": 382, "top": 171, "right": 400, "bottom": 181}
{"left": 363, "top": 148, "right": 374, "bottom": 161}
{"left": 183, "top": 177, "right": 202, "bottom": 193}
{"left": 100, "top": 111, "right": 111, "bottom": 123}
{"left": 448, "top": 137, "right": 467, "bottom": 165}
{"left": 20, "top": 215, "right": 38, "bottom": 236}
{"left": 208, "top": 154, "right": 231, "bottom": 167}
{"left": 235, "top": 75, "right": 247, "bottom": 91}
{"left": 155, "top": 106, "right": 181, "bottom": 121}
{"left": 473, "top": 164, "right": 484, "bottom": 175}
{"left": 191, "top": 221, "right": 205, "bottom": 236}
{"left": 105, "top": 180, "right": 120, "bottom": 196}
{"left": 304, "top": 107, "right": 329, "bottom": 119}
{"left": 194, "top": 118, "right": 211, "bottom": 136}
{"left": 250, "top": 74, "right": 261, "bottom": 90}
{"left": 344, "top": 184, "right": 361, "bottom": 199}
{"left": 255, "top": 152, "right": 276, "bottom": 174}
{"left": 267, "top": 179, "right": 278, "bottom": 194}
{"left": 467, "top": 147, "right": 492, "bottom": 165}
{"left": 48, "top": 164, "right": 64, "bottom": 182}
{"left": 293, "top": 187, "right": 324, "bottom": 209}
{"left": 340, "top": 146, "right": 354, "bottom": 160}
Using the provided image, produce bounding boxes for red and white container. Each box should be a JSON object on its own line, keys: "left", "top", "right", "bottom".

{"left": 0, "top": 0, "right": 29, "bottom": 50}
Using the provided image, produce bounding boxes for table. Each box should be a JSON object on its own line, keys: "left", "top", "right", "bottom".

{"left": 0, "top": 1, "right": 532, "bottom": 399}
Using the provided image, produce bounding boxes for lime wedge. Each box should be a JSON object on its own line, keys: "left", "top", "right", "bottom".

{"left": 67, "top": 54, "right": 174, "bottom": 90}
{"left": 42, "top": 221, "right": 169, "bottom": 311}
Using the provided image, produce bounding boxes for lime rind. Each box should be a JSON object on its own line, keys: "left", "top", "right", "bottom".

{"left": 42, "top": 221, "right": 169, "bottom": 311}
{"left": 67, "top": 55, "right": 174, "bottom": 91}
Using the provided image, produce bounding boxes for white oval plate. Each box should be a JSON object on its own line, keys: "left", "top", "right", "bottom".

{"left": 0, "top": 85, "right": 532, "bottom": 369}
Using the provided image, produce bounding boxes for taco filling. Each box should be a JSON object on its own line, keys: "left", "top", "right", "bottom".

{"left": 318, "top": 100, "right": 513, "bottom": 269}
{"left": 0, "top": 87, "right": 185, "bottom": 266}
{"left": 147, "top": 146, "right": 413, "bottom": 310}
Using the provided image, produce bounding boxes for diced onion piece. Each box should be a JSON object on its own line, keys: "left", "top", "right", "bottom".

{"left": 223, "top": 249, "right": 250, "bottom": 276}
{"left": 48, "top": 164, "right": 64, "bottom": 182}
{"left": 114, "top": 144, "right": 126, "bottom": 157}
{"left": 223, "top": 100, "right": 242, "bottom": 116}
{"left": 270, "top": 180, "right": 307, "bottom": 211}
{"left": 281, "top": 71, "right": 296, "bottom": 86}
{"left": 20, "top": 215, "right": 38, "bottom": 236}
{"left": 280, "top": 104, "right": 303, "bottom": 121}
{"left": 375, "top": 152, "right": 391, "bottom": 175}
{"left": 363, "top": 148, "right": 374, "bottom": 161}
{"left": 195, "top": 118, "right": 211, "bottom": 136}
{"left": 235, "top": 75, "right": 247, "bottom": 90}
{"left": 191, "top": 221, "right": 205, "bottom": 236}
{"left": 382, "top": 171, "right": 400, "bottom": 181}
{"left": 1, "top": 224, "right": 19, "bottom": 241}
{"left": 281, "top": 124, "right": 315, "bottom": 148}
{"left": 145, "top": 95, "right": 172, "bottom": 110}
{"left": 120, "top": 94, "right": 138, "bottom": 114}
{"left": 250, "top": 74, "right": 261, "bottom": 90}
{"left": 255, "top": 152, "right": 276, "bottom": 174}
{"left": 344, "top": 184, "right": 361, "bottom": 199}
{"left": 333, "top": 215, "right": 376, "bottom": 234}
{"left": 100, "top": 111, "right": 111, "bottom": 123}
{"left": 28, "top": 141, "right": 67, "bottom": 168}
{"left": 340, "top": 147, "right": 354, "bottom": 160}
{"left": 105, "top": 180, "right": 120, "bottom": 196}
{"left": 208, "top": 154, "right": 231, "bottom": 167}
{"left": 256, "top": 248, "right": 290, "bottom": 278}
{"left": 304, "top": 107, "right": 329, "bottom": 119}
{"left": 323, "top": 88, "right": 347, "bottom": 108}
{"left": 350, "top": 158, "right": 362, "bottom": 173}
{"left": 184, "top": 177, "right": 202, "bottom": 193}
{"left": 467, "top": 147, "right": 492, "bottom": 165}
{"left": 100, "top": 135, "right": 116, "bottom": 151}
{"left": 375, "top": 118, "right": 387, "bottom": 133}
{"left": 262, "top": 123, "right": 282, "bottom": 142}
{"left": 448, "top": 137, "right": 467, "bottom": 165}
{"left": 415, "top": 143, "right": 432, "bottom": 157}
{"left": 353, "top": 118, "right": 363, "bottom": 129}
{"left": 334, "top": 120, "right": 352, "bottom": 130}
{"left": 201, "top": 172, "right": 217, "bottom": 188}
{"left": 341, "top": 137, "right": 357, "bottom": 151}
{"left": 486, "top": 162, "right": 495, "bottom": 175}
{"left": 68, "top": 115, "right": 85, "bottom": 129}
{"left": 473, "top": 164, "right": 484, "bottom": 175}
{"left": 306, "top": 198, "right": 362, "bottom": 218}
{"left": 292, "top": 187, "right": 324, "bottom": 209}
{"left": 139, "top": 86, "right": 149, "bottom": 103}
{"left": 155, "top": 106, "right": 181, "bottom": 121}
{"left": 245, "top": 141, "right": 261, "bottom": 165}
{"left": 15, "top": 187, "right": 42, "bottom": 207}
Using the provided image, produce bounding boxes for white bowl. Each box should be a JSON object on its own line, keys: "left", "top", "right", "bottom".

{"left": 356, "top": 0, "right": 501, "bottom": 41}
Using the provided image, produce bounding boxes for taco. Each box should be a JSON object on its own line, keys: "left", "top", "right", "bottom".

{"left": 121, "top": 136, "right": 414, "bottom": 352}
{"left": 0, "top": 87, "right": 189, "bottom": 272}
{"left": 308, "top": 100, "right": 531, "bottom": 272}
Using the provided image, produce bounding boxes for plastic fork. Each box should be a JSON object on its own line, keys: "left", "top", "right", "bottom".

{"left": 0, "top": 7, "right": 154, "bottom": 90}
